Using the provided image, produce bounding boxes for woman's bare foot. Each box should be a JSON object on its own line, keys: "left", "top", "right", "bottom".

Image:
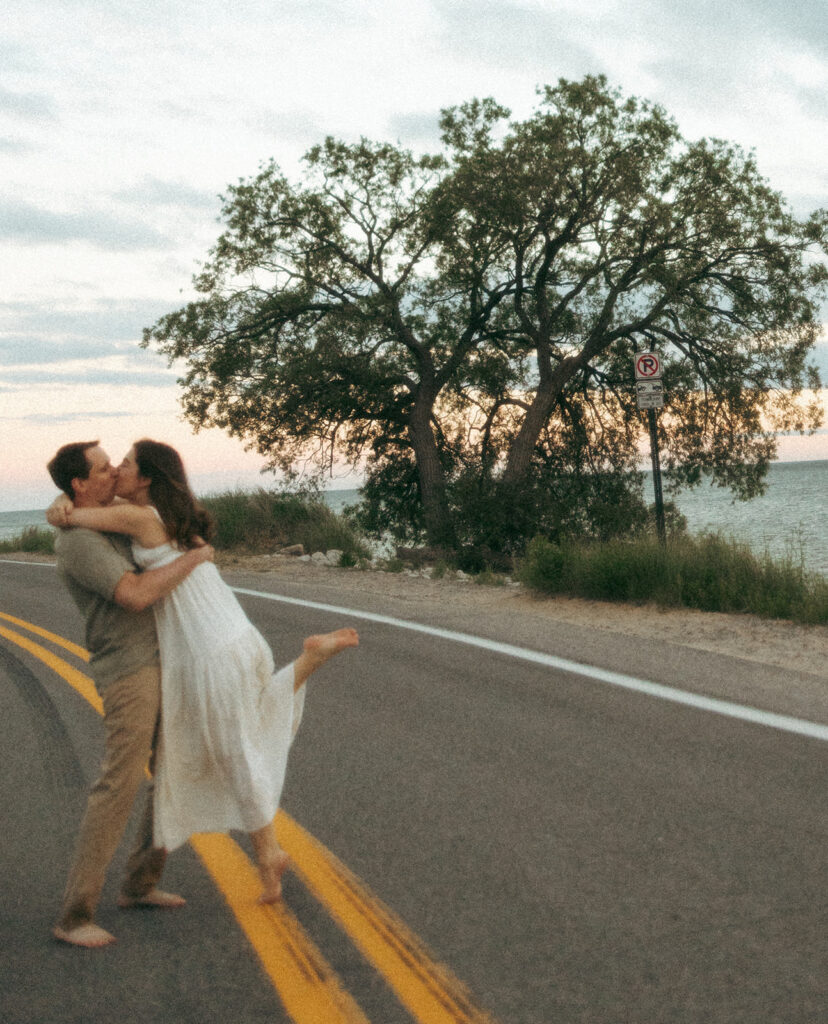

{"left": 117, "top": 888, "right": 186, "bottom": 910}
{"left": 52, "top": 923, "right": 116, "bottom": 948}
{"left": 257, "top": 849, "right": 290, "bottom": 905}
{"left": 293, "top": 628, "right": 359, "bottom": 690}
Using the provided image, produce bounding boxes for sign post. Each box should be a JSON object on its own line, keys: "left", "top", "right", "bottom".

{"left": 634, "top": 352, "right": 666, "bottom": 545}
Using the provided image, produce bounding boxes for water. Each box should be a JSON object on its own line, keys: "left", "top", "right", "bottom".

{"left": 645, "top": 460, "right": 827, "bottom": 577}
{"left": 3, "top": 463, "right": 825, "bottom": 575}
{"left": 0, "top": 508, "right": 51, "bottom": 543}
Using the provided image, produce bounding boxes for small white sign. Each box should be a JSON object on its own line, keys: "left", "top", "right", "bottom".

{"left": 634, "top": 352, "right": 663, "bottom": 380}
{"left": 636, "top": 388, "right": 664, "bottom": 410}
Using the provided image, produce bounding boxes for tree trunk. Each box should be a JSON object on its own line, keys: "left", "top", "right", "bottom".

{"left": 407, "top": 398, "right": 457, "bottom": 549}
{"left": 502, "top": 355, "right": 579, "bottom": 486}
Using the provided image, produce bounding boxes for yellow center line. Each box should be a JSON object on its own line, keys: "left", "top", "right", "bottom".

{"left": 191, "top": 832, "right": 369, "bottom": 1024}
{"left": 0, "top": 610, "right": 89, "bottom": 661}
{"left": 0, "top": 619, "right": 367, "bottom": 1024}
{"left": 276, "top": 813, "right": 498, "bottom": 1024}
{"left": 0, "top": 624, "right": 102, "bottom": 714}
{"left": 2, "top": 613, "right": 501, "bottom": 1024}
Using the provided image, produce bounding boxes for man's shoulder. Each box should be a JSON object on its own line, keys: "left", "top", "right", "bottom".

{"left": 57, "top": 526, "right": 114, "bottom": 552}
{"left": 56, "top": 527, "right": 134, "bottom": 567}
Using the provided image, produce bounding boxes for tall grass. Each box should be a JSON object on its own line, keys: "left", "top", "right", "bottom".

{"left": 0, "top": 525, "right": 55, "bottom": 555}
{"left": 518, "top": 533, "right": 828, "bottom": 625}
{"left": 200, "top": 489, "right": 370, "bottom": 560}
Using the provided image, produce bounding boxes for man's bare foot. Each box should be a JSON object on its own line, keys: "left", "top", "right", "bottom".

{"left": 257, "top": 849, "right": 290, "bottom": 905}
{"left": 117, "top": 888, "right": 186, "bottom": 910}
{"left": 52, "top": 923, "right": 116, "bottom": 948}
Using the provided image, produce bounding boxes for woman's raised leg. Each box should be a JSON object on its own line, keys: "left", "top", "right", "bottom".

{"left": 292, "top": 628, "right": 359, "bottom": 692}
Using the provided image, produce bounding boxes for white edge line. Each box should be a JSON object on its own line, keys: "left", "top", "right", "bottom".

{"left": 2, "top": 563, "right": 825, "bottom": 742}
{"left": 232, "top": 586, "right": 828, "bottom": 743}
{"left": 0, "top": 559, "right": 55, "bottom": 567}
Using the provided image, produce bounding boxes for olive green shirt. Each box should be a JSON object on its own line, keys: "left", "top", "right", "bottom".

{"left": 55, "top": 528, "right": 159, "bottom": 691}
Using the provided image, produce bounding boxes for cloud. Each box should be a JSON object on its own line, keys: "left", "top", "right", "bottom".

{"left": 0, "top": 366, "right": 176, "bottom": 387}
{"left": 0, "top": 337, "right": 119, "bottom": 365}
{"left": 9, "top": 410, "right": 133, "bottom": 424}
{"left": 0, "top": 136, "right": 37, "bottom": 154}
{"left": 0, "top": 199, "right": 169, "bottom": 250}
{"left": 245, "top": 107, "right": 326, "bottom": 147}
{"left": 0, "top": 85, "right": 58, "bottom": 121}
{"left": 796, "top": 85, "right": 828, "bottom": 121}
{"left": 388, "top": 111, "right": 443, "bottom": 148}
{"left": 112, "top": 176, "right": 220, "bottom": 211}
{"left": 432, "top": 0, "right": 593, "bottom": 74}
{"left": 0, "top": 299, "right": 181, "bottom": 364}
{"left": 746, "top": 0, "right": 828, "bottom": 57}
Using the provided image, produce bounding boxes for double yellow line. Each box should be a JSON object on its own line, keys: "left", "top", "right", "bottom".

{"left": 0, "top": 611, "right": 498, "bottom": 1024}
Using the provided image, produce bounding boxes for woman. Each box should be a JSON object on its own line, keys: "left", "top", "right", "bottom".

{"left": 49, "top": 439, "right": 358, "bottom": 903}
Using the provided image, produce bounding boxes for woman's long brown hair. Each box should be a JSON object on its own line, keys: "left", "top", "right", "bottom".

{"left": 133, "top": 439, "right": 215, "bottom": 549}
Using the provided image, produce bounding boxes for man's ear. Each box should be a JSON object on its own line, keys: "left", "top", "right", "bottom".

{"left": 70, "top": 477, "right": 86, "bottom": 499}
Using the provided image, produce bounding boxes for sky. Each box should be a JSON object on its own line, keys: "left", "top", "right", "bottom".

{"left": 2, "top": 0, "right": 827, "bottom": 512}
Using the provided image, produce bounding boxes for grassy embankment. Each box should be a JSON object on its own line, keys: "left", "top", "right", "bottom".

{"left": 200, "top": 489, "right": 369, "bottom": 562}
{"left": 0, "top": 526, "right": 55, "bottom": 555}
{"left": 518, "top": 533, "right": 828, "bottom": 626}
{"left": 3, "top": 490, "right": 826, "bottom": 625}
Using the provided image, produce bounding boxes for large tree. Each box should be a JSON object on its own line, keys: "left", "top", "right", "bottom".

{"left": 144, "top": 76, "right": 826, "bottom": 550}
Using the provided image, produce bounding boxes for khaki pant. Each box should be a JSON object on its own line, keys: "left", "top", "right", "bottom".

{"left": 57, "top": 662, "right": 166, "bottom": 931}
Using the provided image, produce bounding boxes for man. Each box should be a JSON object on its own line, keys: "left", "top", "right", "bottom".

{"left": 46, "top": 440, "right": 213, "bottom": 948}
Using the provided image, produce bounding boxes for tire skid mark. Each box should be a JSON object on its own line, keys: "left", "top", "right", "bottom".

{"left": 277, "top": 813, "right": 499, "bottom": 1024}
{"left": 4, "top": 612, "right": 501, "bottom": 1024}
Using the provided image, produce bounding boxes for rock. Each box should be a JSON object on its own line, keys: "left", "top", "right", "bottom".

{"left": 325, "top": 549, "right": 344, "bottom": 566}
{"left": 279, "top": 543, "right": 305, "bottom": 557}
{"left": 298, "top": 554, "right": 311, "bottom": 562}
{"left": 310, "top": 551, "right": 329, "bottom": 565}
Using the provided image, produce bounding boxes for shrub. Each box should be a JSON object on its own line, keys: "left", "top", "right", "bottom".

{"left": 518, "top": 532, "right": 828, "bottom": 625}
{"left": 0, "top": 526, "right": 55, "bottom": 555}
{"left": 200, "top": 489, "right": 370, "bottom": 560}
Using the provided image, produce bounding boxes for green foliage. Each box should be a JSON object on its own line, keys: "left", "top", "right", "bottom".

{"left": 473, "top": 569, "right": 506, "bottom": 587}
{"left": 0, "top": 526, "right": 55, "bottom": 554}
{"left": 519, "top": 534, "right": 828, "bottom": 624}
{"left": 430, "top": 560, "right": 449, "bottom": 580}
{"left": 200, "top": 489, "right": 369, "bottom": 559}
{"left": 143, "top": 74, "right": 826, "bottom": 552}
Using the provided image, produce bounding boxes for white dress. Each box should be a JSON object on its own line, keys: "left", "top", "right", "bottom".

{"left": 131, "top": 539, "right": 304, "bottom": 851}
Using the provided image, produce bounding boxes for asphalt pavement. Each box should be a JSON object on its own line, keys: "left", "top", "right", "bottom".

{"left": 1, "top": 559, "right": 826, "bottom": 1024}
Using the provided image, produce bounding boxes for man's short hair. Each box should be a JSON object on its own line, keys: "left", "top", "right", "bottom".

{"left": 47, "top": 441, "right": 100, "bottom": 499}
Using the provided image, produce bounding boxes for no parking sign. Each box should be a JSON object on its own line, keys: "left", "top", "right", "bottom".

{"left": 634, "top": 350, "right": 667, "bottom": 542}
{"left": 634, "top": 351, "right": 662, "bottom": 380}
{"left": 634, "top": 352, "right": 664, "bottom": 410}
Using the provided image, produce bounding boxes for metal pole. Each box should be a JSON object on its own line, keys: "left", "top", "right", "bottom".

{"left": 648, "top": 407, "right": 666, "bottom": 545}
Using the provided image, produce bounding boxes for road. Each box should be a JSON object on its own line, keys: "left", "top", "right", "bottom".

{"left": 1, "top": 558, "right": 826, "bottom": 1024}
